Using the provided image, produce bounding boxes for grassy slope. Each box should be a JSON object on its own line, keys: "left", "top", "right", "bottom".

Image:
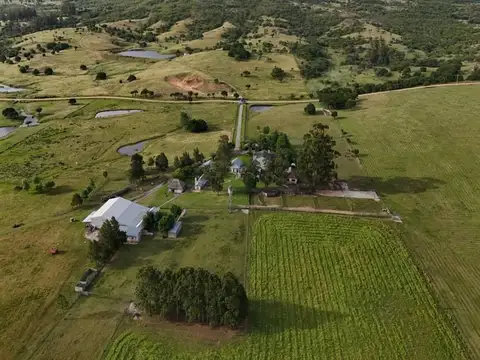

{"left": 103, "top": 213, "right": 464, "bottom": 359}
{"left": 0, "top": 100, "right": 237, "bottom": 359}
{"left": 336, "top": 85, "right": 480, "bottom": 357}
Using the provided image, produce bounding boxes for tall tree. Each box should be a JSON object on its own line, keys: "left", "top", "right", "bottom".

{"left": 89, "top": 217, "right": 126, "bottom": 265}
{"left": 71, "top": 193, "right": 83, "bottom": 207}
{"left": 206, "top": 167, "right": 224, "bottom": 194}
{"left": 298, "top": 123, "right": 339, "bottom": 189}
{"left": 129, "top": 154, "right": 145, "bottom": 183}
{"left": 155, "top": 153, "right": 169, "bottom": 171}
{"left": 242, "top": 163, "right": 259, "bottom": 193}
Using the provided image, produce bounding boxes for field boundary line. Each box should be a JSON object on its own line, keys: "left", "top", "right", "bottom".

{"left": 236, "top": 204, "right": 393, "bottom": 219}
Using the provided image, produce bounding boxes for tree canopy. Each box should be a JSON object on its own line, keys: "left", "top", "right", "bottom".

{"left": 135, "top": 266, "right": 248, "bottom": 328}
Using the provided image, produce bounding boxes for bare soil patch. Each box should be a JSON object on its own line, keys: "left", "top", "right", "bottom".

{"left": 166, "top": 73, "right": 230, "bottom": 94}
{"left": 141, "top": 316, "right": 241, "bottom": 344}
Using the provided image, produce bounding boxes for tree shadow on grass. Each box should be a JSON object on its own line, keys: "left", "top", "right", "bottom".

{"left": 248, "top": 299, "right": 346, "bottom": 334}
{"left": 47, "top": 185, "right": 74, "bottom": 195}
{"left": 347, "top": 176, "right": 445, "bottom": 195}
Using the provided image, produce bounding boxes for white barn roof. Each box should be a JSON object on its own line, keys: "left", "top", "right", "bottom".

{"left": 83, "top": 197, "right": 150, "bottom": 229}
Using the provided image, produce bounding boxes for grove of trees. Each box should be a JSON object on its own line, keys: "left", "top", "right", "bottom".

{"left": 135, "top": 266, "right": 248, "bottom": 328}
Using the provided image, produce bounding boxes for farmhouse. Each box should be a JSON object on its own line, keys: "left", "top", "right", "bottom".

{"left": 230, "top": 157, "right": 245, "bottom": 176}
{"left": 168, "top": 178, "right": 186, "bottom": 193}
{"left": 82, "top": 197, "right": 153, "bottom": 243}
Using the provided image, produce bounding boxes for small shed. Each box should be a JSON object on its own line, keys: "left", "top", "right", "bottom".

{"left": 230, "top": 157, "right": 245, "bottom": 176}
{"left": 168, "top": 178, "right": 186, "bottom": 194}
{"left": 168, "top": 221, "right": 182, "bottom": 238}
{"left": 194, "top": 174, "right": 208, "bottom": 192}
{"left": 287, "top": 168, "right": 299, "bottom": 184}
{"left": 75, "top": 268, "right": 99, "bottom": 293}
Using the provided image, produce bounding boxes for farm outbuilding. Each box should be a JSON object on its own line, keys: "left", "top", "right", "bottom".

{"left": 168, "top": 221, "right": 182, "bottom": 238}
{"left": 82, "top": 197, "right": 153, "bottom": 243}
{"left": 230, "top": 157, "right": 245, "bottom": 176}
{"left": 168, "top": 178, "right": 186, "bottom": 194}
{"left": 194, "top": 174, "right": 208, "bottom": 192}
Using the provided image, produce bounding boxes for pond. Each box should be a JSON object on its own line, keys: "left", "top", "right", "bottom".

{"left": 95, "top": 110, "right": 144, "bottom": 118}
{"left": 0, "top": 127, "right": 16, "bottom": 138}
{"left": 118, "top": 140, "right": 148, "bottom": 156}
{"left": 250, "top": 105, "right": 273, "bottom": 113}
{"left": 118, "top": 50, "right": 176, "bottom": 60}
{"left": 0, "top": 84, "right": 25, "bottom": 93}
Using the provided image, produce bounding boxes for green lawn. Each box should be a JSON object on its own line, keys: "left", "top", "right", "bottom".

{"left": 103, "top": 213, "right": 465, "bottom": 359}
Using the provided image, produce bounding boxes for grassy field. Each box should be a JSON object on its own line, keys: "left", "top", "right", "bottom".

{"left": 0, "top": 99, "right": 237, "bottom": 359}
{"left": 102, "top": 213, "right": 465, "bottom": 359}
{"left": 335, "top": 85, "right": 480, "bottom": 357}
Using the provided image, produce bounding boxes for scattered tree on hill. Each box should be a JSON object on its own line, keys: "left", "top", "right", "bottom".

{"left": 375, "top": 67, "right": 391, "bottom": 77}
{"left": 102, "top": 170, "right": 108, "bottom": 178}
{"left": 135, "top": 266, "right": 248, "bottom": 328}
{"left": 19, "top": 66, "right": 27, "bottom": 73}
{"left": 44, "top": 180, "right": 56, "bottom": 191}
{"left": 246, "top": 84, "right": 251, "bottom": 89}
{"left": 128, "top": 153, "right": 145, "bottom": 183}
{"left": 44, "top": 67, "right": 53, "bottom": 75}
{"left": 304, "top": 102, "right": 316, "bottom": 115}
{"left": 71, "top": 193, "right": 83, "bottom": 207}
{"left": 147, "top": 157, "right": 154, "bottom": 166}
{"left": 80, "top": 64, "right": 87, "bottom": 70}
{"left": 35, "top": 107, "right": 42, "bottom": 116}
{"left": 331, "top": 111, "right": 338, "bottom": 120}
{"left": 221, "top": 90, "right": 228, "bottom": 98}
{"left": 271, "top": 66, "right": 287, "bottom": 81}
{"left": 155, "top": 153, "right": 169, "bottom": 171}
{"left": 68, "top": 98, "right": 77, "bottom": 105}
{"left": 127, "top": 74, "right": 137, "bottom": 82}
{"left": 89, "top": 217, "right": 126, "bottom": 266}
{"left": 226, "top": 42, "right": 251, "bottom": 61}
{"left": 298, "top": 123, "right": 340, "bottom": 190}
{"left": 33, "top": 68, "right": 40, "bottom": 76}
{"left": 131, "top": 90, "right": 138, "bottom": 96}
{"left": 95, "top": 72, "right": 107, "bottom": 80}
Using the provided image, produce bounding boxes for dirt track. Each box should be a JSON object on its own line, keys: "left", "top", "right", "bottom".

{"left": 0, "top": 81, "right": 478, "bottom": 104}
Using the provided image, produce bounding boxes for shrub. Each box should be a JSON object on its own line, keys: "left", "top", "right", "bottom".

{"left": 44, "top": 67, "right": 53, "bottom": 75}
{"left": 304, "top": 103, "right": 316, "bottom": 115}
{"left": 19, "top": 66, "right": 27, "bottom": 73}
{"left": 96, "top": 72, "right": 107, "bottom": 80}
{"left": 68, "top": 98, "right": 77, "bottom": 105}
{"left": 32, "top": 69, "right": 40, "bottom": 76}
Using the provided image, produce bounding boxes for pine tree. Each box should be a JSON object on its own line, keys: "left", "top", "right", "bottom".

{"left": 155, "top": 153, "right": 169, "bottom": 171}
{"left": 298, "top": 123, "right": 339, "bottom": 189}
{"left": 128, "top": 154, "right": 145, "bottom": 183}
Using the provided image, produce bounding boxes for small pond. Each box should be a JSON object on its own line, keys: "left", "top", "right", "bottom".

{"left": 0, "top": 84, "right": 25, "bottom": 93}
{"left": 95, "top": 109, "right": 144, "bottom": 118}
{"left": 250, "top": 105, "right": 273, "bottom": 113}
{"left": 118, "top": 140, "right": 148, "bottom": 156}
{"left": 0, "top": 127, "right": 16, "bottom": 138}
{"left": 118, "top": 50, "right": 176, "bottom": 60}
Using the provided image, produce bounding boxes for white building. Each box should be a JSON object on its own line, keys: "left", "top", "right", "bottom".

{"left": 194, "top": 174, "right": 208, "bottom": 192}
{"left": 82, "top": 197, "right": 153, "bottom": 244}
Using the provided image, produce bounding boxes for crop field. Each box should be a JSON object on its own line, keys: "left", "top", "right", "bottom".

{"left": 102, "top": 213, "right": 465, "bottom": 359}
{"left": 336, "top": 84, "right": 480, "bottom": 356}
